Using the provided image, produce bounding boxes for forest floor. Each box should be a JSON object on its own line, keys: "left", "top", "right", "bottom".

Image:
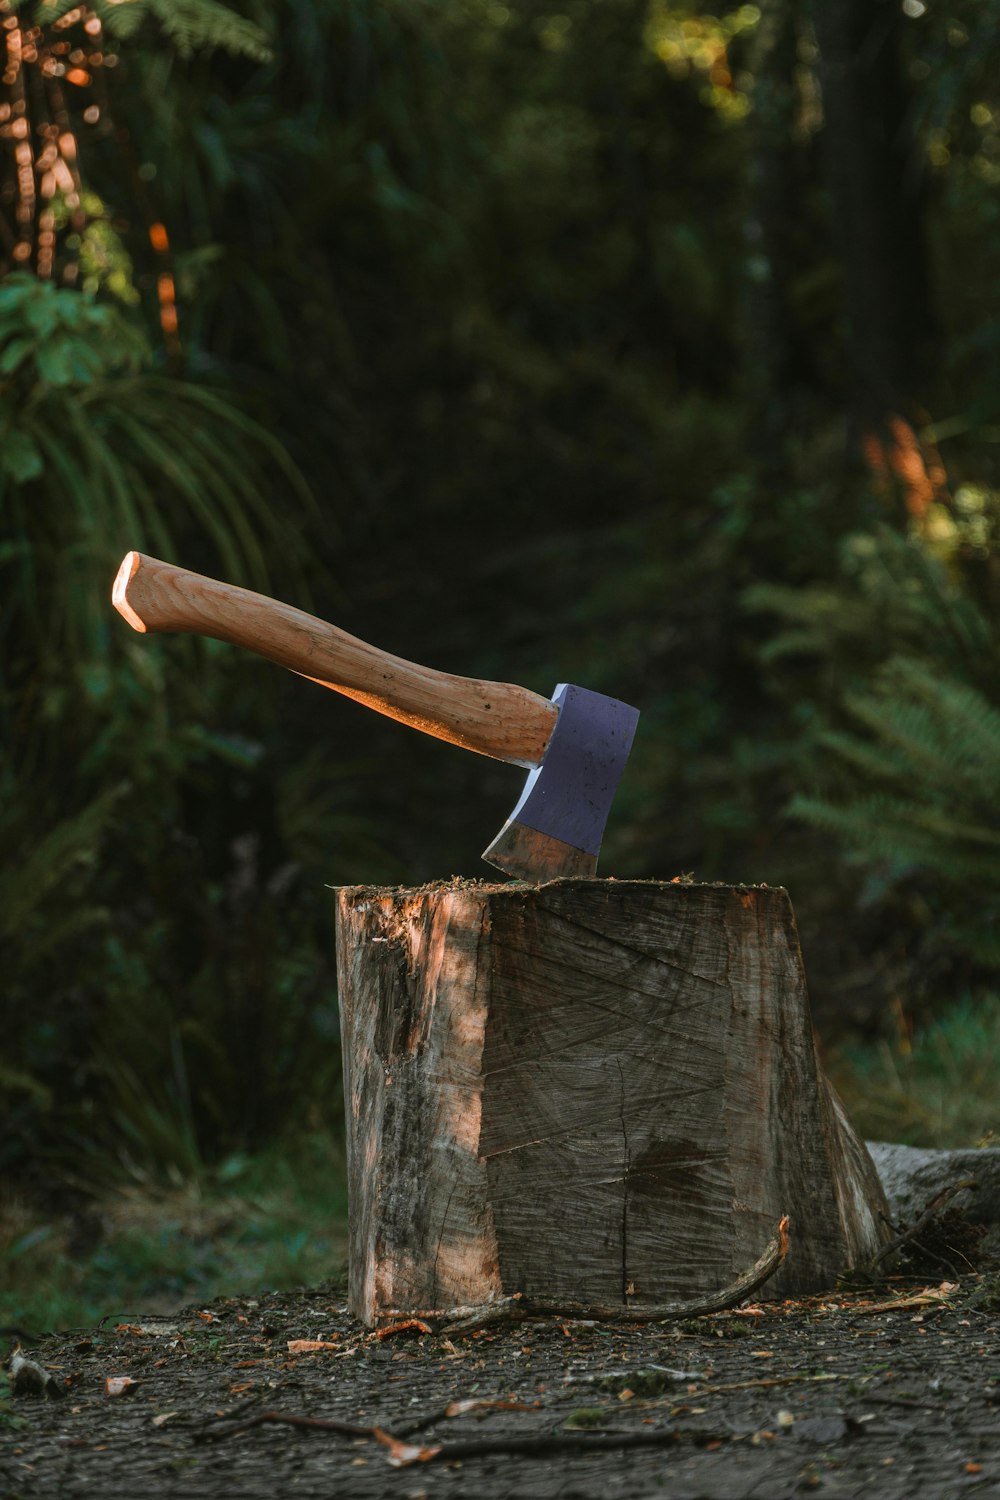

{"left": 3, "top": 1270, "right": 1000, "bottom": 1499}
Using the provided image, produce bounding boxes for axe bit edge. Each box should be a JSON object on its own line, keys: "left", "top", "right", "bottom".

{"left": 481, "top": 683, "right": 640, "bottom": 881}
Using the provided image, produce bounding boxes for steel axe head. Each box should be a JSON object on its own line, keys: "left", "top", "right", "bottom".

{"left": 482, "top": 683, "right": 639, "bottom": 882}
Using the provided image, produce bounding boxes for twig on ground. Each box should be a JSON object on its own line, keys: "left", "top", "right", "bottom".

{"left": 193, "top": 1405, "right": 733, "bottom": 1465}
{"left": 688, "top": 1371, "right": 842, "bottom": 1397}
{"left": 396, "top": 1398, "right": 537, "bottom": 1438}
{"left": 381, "top": 1424, "right": 732, "bottom": 1467}
{"left": 194, "top": 1219, "right": 791, "bottom": 1462}
{"left": 861, "top": 1393, "right": 950, "bottom": 1412}
{"left": 194, "top": 1393, "right": 539, "bottom": 1448}
{"left": 848, "top": 1288, "right": 957, "bottom": 1317}
{"left": 426, "top": 1215, "right": 790, "bottom": 1334}
{"left": 869, "top": 1180, "right": 978, "bottom": 1271}
{"left": 193, "top": 1410, "right": 378, "bottom": 1444}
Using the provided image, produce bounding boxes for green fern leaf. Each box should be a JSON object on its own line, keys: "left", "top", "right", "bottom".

{"left": 93, "top": 0, "right": 272, "bottom": 60}
{"left": 14, "top": 0, "right": 271, "bottom": 60}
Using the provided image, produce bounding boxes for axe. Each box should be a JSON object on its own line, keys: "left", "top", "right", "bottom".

{"left": 112, "top": 552, "right": 639, "bottom": 882}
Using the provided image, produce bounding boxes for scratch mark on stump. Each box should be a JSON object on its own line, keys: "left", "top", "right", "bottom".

{"left": 617, "top": 1060, "right": 630, "bottom": 1302}
{"left": 432, "top": 1180, "right": 459, "bottom": 1308}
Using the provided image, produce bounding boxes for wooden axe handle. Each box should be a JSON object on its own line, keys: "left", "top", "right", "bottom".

{"left": 113, "top": 552, "right": 556, "bottom": 769}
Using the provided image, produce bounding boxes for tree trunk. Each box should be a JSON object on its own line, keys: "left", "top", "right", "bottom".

{"left": 336, "top": 878, "right": 888, "bottom": 1326}
{"left": 811, "top": 0, "right": 933, "bottom": 429}
{"left": 743, "top": 0, "right": 804, "bottom": 453}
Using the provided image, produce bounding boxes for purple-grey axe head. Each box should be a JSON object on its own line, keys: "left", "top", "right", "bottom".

{"left": 481, "top": 683, "right": 640, "bottom": 882}
{"left": 111, "top": 553, "right": 639, "bottom": 884}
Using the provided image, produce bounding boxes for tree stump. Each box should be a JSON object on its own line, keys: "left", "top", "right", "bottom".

{"left": 336, "top": 879, "right": 888, "bottom": 1326}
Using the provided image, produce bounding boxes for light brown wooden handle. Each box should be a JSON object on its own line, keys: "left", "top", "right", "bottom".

{"left": 112, "top": 551, "right": 556, "bottom": 768}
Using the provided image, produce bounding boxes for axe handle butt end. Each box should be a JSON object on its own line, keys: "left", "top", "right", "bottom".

{"left": 112, "top": 551, "right": 556, "bottom": 768}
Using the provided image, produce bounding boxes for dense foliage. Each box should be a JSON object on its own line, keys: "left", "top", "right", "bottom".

{"left": 3, "top": 0, "right": 1000, "bottom": 1188}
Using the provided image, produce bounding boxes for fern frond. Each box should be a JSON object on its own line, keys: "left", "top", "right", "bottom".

{"left": 747, "top": 526, "right": 995, "bottom": 687}
{"left": 817, "top": 730, "right": 913, "bottom": 784}
{"left": 790, "top": 793, "right": 1000, "bottom": 883}
{"left": 18, "top": 0, "right": 271, "bottom": 61}
{"left": 109, "top": 0, "right": 271, "bottom": 59}
{"left": 765, "top": 525, "right": 1000, "bottom": 954}
{"left": 841, "top": 660, "right": 1000, "bottom": 795}
{"left": 879, "top": 658, "right": 1000, "bottom": 773}
{"left": 842, "top": 692, "right": 987, "bottom": 793}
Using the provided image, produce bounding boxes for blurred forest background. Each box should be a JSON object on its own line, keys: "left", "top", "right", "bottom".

{"left": 2, "top": 0, "right": 999, "bottom": 1325}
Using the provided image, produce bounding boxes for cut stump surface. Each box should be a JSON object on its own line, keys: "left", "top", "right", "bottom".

{"left": 336, "top": 879, "right": 888, "bottom": 1326}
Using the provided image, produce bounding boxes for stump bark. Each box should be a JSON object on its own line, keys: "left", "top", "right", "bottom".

{"left": 336, "top": 879, "right": 888, "bottom": 1326}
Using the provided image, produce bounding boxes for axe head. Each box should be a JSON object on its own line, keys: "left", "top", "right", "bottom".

{"left": 482, "top": 683, "right": 639, "bottom": 882}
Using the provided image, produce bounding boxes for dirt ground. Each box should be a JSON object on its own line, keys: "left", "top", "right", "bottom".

{"left": 4, "top": 1269, "right": 1000, "bottom": 1500}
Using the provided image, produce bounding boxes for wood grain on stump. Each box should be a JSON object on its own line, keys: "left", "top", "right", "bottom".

{"left": 336, "top": 879, "right": 888, "bottom": 1326}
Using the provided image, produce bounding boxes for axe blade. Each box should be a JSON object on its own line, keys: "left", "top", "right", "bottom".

{"left": 482, "top": 683, "right": 639, "bottom": 882}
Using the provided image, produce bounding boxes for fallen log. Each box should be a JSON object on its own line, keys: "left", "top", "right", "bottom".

{"left": 336, "top": 878, "right": 889, "bottom": 1326}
